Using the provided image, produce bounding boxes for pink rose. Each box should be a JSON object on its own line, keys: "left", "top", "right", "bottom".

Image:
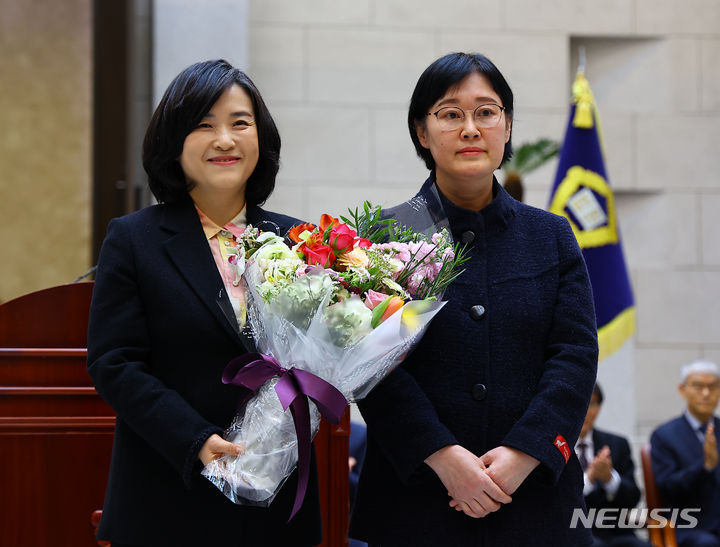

{"left": 364, "top": 289, "right": 390, "bottom": 310}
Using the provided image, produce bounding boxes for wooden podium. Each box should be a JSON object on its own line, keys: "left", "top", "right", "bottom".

{"left": 0, "top": 282, "right": 112, "bottom": 546}
{"left": 0, "top": 283, "right": 349, "bottom": 547}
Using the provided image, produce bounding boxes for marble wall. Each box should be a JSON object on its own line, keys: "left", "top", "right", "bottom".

{"left": 0, "top": 0, "right": 92, "bottom": 303}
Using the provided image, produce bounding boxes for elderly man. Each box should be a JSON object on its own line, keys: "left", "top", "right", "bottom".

{"left": 575, "top": 384, "right": 650, "bottom": 546}
{"left": 651, "top": 360, "right": 720, "bottom": 547}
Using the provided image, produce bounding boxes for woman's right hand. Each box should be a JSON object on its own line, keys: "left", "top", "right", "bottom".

{"left": 424, "top": 444, "right": 512, "bottom": 518}
{"left": 198, "top": 433, "right": 243, "bottom": 466}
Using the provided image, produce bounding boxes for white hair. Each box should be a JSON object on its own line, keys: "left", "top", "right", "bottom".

{"left": 681, "top": 360, "right": 720, "bottom": 383}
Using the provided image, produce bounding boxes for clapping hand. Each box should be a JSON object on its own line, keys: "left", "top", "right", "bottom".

{"left": 587, "top": 445, "right": 613, "bottom": 484}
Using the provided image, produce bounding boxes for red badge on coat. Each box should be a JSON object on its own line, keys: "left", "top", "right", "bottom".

{"left": 554, "top": 434, "right": 571, "bottom": 463}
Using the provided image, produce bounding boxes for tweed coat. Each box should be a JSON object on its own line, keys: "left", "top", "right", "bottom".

{"left": 651, "top": 415, "right": 720, "bottom": 542}
{"left": 350, "top": 176, "right": 598, "bottom": 546}
{"left": 87, "top": 197, "right": 322, "bottom": 547}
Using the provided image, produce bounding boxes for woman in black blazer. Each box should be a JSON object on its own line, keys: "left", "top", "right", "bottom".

{"left": 87, "top": 60, "right": 321, "bottom": 547}
{"left": 350, "top": 53, "right": 598, "bottom": 546}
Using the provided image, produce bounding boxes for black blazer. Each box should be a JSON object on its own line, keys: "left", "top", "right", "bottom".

{"left": 585, "top": 429, "right": 642, "bottom": 540}
{"left": 87, "top": 197, "right": 321, "bottom": 547}
{"left": 651, "top": 415, "right": 720, "bottom": 537}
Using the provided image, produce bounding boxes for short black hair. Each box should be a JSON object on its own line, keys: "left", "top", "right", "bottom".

{"left": 143, "top": 59, "right": 280, "bottom": 205}
{"left": 592, "top": 383, "right": 604, "bottom": 405}
{"left": 408, "top": 52, "right": 514, "bottom": 170}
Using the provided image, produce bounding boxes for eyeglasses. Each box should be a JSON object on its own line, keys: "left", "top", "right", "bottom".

{"left": 427, "top": 103, "right": 506, "bottom": 131}
{"left": 686, "top": 382, "right": 720, "bottom": 393}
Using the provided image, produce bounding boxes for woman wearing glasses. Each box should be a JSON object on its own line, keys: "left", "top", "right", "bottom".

{"left": 350, "top": 53, "right": 598, "bottom": 546}
{"left": 87, "top": 60, "right": 321, "bottom": 547}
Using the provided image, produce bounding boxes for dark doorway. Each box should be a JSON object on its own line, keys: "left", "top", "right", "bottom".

{"left": 92, "top": 0, "right": 152, "bottom": 264}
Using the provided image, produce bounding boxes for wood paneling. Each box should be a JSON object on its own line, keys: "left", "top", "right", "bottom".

{"left": 0, "top": 283, "right": 113, "bottom": 547}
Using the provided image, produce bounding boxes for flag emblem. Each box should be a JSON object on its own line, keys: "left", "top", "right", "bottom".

{"left": 549, "top": 166, "right": 618, "bottom": 248}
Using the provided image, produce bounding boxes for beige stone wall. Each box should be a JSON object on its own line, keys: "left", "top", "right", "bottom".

{"left": 245, "top": 0, "right": 720, "bottom": 445}
{"left": 0, "top": 0, "right": 92, "bottom": 303}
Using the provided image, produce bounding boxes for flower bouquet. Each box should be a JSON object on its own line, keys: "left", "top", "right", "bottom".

{"left": 202, "top": 196, "right": 467, "bottom": 518}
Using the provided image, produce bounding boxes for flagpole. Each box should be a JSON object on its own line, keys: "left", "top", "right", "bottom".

{"left": 577, "top": 45, "right": 586, "bottom": 75}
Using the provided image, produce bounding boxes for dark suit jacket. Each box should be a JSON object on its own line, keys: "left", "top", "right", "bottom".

{"left": 651, "top": 415, "right": 720, "bottom": 538}
{"left": 350, "top": 176, "right": 599, "bottom": 546}
{"left": 349, "top": 421, "right": 367, "bottom": 508}
{"left": 585, "top": 429, "right": 642, "bottom": 540}
{"left": 87, "top": 197, "right": 321, "bottom": 547}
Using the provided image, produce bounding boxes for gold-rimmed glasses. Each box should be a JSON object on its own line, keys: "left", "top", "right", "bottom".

{"left": 427, "top": 103, "right": 506, "bottom": 131}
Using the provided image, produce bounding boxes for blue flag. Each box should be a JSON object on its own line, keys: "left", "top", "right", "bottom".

{"left": 548, "top": 72, "right": 635, "bottom": 361}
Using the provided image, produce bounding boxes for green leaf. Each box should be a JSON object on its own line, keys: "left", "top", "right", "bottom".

{"left": 502, "top": 138, "right": 559, "bottom": 176}
{"left": 342, "top": 201, "right": 415, "bottom": 243}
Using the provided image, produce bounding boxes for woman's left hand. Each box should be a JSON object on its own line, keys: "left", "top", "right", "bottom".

{"left": 479, "top": 446, "right": 540, "bottom": 495}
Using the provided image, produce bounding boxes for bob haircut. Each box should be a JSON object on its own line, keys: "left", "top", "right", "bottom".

{"left": 408, "top": 52, "right": 514, "bottom": 171}
{"left": 143, "top": 59, "right": 280, "bottom": 205}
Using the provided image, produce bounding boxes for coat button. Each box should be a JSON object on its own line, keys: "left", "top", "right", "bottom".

{"left": 472, "top": 383, "right": 487, "bottom": 401}
{"left": 461, "top": 230, "right": 475, "bottom": 244}
{"left": 469, "top": 305, "right": 485, "bottom": 321}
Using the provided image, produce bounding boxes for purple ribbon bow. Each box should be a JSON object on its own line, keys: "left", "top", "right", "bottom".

{"left": 222, "top": 352, "right": 347, "bottom": 520}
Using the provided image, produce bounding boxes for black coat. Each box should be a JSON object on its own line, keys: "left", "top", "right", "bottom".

{"left": 87, "top": 197, "right": 322, "bottom": 547}
{"left": 585, "top": 429, "right": 642, "bottom": 541}
{"left": 350, "top": 177, "right": 599, "bottom": 546}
